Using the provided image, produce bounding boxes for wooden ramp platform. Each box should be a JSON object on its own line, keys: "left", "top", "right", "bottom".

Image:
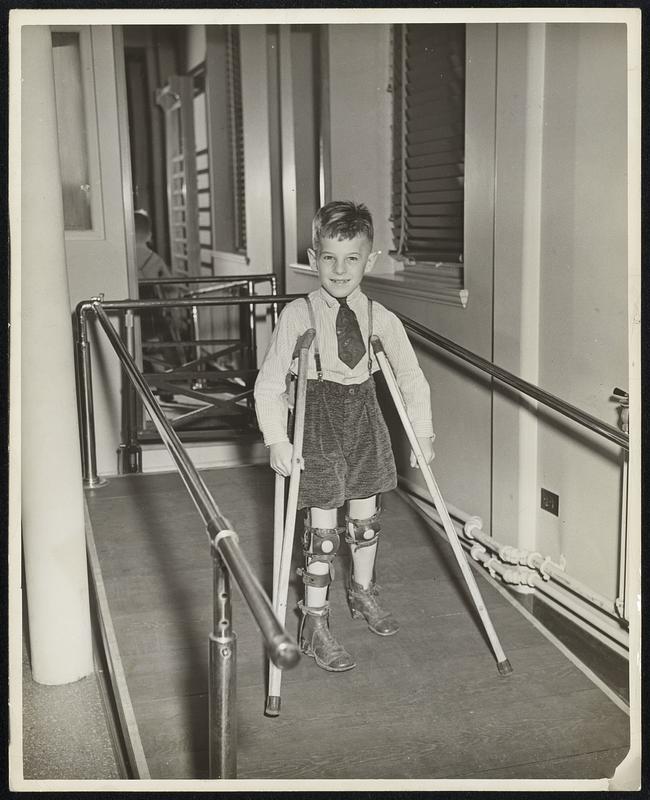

{"left": 85, "top": 466, "right": 629, "bottom": 781}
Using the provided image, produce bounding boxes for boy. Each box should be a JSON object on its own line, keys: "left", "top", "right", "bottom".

{"left": 254, "top": 201, "right": 435, "bottom": 672}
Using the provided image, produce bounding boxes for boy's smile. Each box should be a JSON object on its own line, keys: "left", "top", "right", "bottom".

{"left": 308, "top": 235, "right": 378, "bottom": 300}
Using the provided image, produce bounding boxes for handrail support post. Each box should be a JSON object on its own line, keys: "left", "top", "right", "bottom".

{"left": 117, "top": 308, "right": 143, "bottom": 474}
{"left": 246, "top": 281, "right": 257, "bottom": 413}
{"left": 209, "top": 545, "right": 237, "bottom": 779}
{"left": 270, "top": 276, "right": 279, "bottom": 330}
{"left": 75, "top": 301, "right": 107, "bottom": 488}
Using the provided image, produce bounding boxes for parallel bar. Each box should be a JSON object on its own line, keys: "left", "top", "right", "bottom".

{"left": 117, "top": 309, "right": 142, "bottom": 475}
{"left": 182, "top": 281, "right": 248, "bottom": 298}
{"left": 247, "top": 281, "right": 257, "bottom": 369}
{"left": 101, "top": 294, "right": 301, "bottom": 310}
{"left": 142, "top": 338, "right": 241, "bottom": 348}
{"left": 209, "top": 550, "right": 237, "bottom": 779}
{"left": 145, "top": 369, "right": 256, "bottom": 381}
{"left": 88, "top": 300, "right": 300, "bottom": 670}
{"left": 75, "top": 305, "right": 106, "bottom": 488}
{"left": 95, "top": 292, "right": 625, "bottom": 450}
{"left": 270, "top": 275, "right": 279, "bottom": 329}
{"left": 138, "top": 273, "right": 276, "bottom": 286}
{"left": 396, "top": 311, "right": 628, "bottom": 451}
{"left": 215, "top": 528, "right": 299, "bottom": 672}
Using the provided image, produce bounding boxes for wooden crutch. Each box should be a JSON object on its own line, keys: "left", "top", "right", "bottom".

{"left": 266, "top": 329, "right": 316, "bottom": 716}
{"left": 371, "top": 336, "right": 513, "bottom": 676}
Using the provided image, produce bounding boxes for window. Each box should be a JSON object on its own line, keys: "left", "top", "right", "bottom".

{"left": 51, "top": 28, "right": 103, "bottom": 236}
{"left": 226, "top": 27, "right": 246, "bottom": 255}
{"left": 204, "top": 25, "right": 247, "bottom": 264}
{"left": 152, "top": 27, "right": 247, "bottom": 275}
{"left": 289, "top": 25, "right": 326, "bottom": 265}
{"left": 192, "top": 67, "right": 214, "bottom": 271}
{"left": 276, "top": 24, "right": 330, "bottom": 270}
{"left": 391, "top": 24, "right": 466, "bottom": 297}
{"left": 192, "top": 49, "right": 246, "bottom": 265}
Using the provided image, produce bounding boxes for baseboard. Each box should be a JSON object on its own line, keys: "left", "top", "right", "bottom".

{"left": 396, "top": 481, "right": 629, "bottom": 659}
{"left": 89, "top": 583, "right": 131, "bottom": 779}
{"left": 140, "top": 438, "right": 268, "bottom": 473}
{"left": 396, "top": 485, "right": 630, "bottom": 712}
{"left": 84, "top": 502, "right": 151, "bottom": 779}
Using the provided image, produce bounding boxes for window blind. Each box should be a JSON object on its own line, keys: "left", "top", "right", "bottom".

{"left": 227, "top": 26, "right": 246, "bottom": 254}
{"left": 392, "top": 24, "right": 466, "bottom": 265}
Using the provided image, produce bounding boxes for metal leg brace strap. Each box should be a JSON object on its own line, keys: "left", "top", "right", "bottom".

{"left": 344, "top": 509, "right": 381, "bottom": 552}
{"left": 297, "top": 524, "right": 344, "bottom": 587}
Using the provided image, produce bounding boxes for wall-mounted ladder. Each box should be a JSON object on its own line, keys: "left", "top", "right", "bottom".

{"left": 155, "top": 75, "right": 202, "bottom": 277}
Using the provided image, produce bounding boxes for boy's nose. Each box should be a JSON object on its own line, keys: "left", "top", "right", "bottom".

{"left": 333, "top": 260, "right": 345, "bottom": 274}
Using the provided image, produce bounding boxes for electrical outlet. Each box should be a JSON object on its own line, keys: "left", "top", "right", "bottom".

{"left": 541, "top": 488, "right": 559, "bottom": 516}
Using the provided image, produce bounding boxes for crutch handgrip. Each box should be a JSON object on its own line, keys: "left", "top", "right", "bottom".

{"left": 292, "top": 328, "right": 316, "bottom": 358}
{"left": 370, "top": 335, "right": 385, "bottom": 354}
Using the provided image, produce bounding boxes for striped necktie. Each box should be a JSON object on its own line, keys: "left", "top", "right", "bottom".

{"left": 336, "top": 297, "right": 366, "bottom": 369}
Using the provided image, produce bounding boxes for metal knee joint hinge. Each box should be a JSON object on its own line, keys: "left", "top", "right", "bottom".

{"left": 301, "top": 524, "right": 343, "bottom": 567}
{"left": 298, "top": 525, "right": 344, "bottom": 587}
{"left": 345, "top": 511, "right": 381, "bottom": 550}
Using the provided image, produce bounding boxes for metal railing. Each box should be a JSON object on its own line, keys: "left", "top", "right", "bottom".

{"left": 396, "top": 311, "right": 629, "bottom": 451}
{"left": 75, "top": 289, "right": 628, "bottom": 774}
{"left": 74, "top": 295, "right": 299, "bottom": 779}
{"left": 118, "top": 277, "right": 281, "bottom": 468}
{"left": 393, "top": 309, "right": 629, "bottom": 626}
{"left": 131, "top": 274, "right": 278, "bottom": 450}
{"left": 137, "top": 273, "right": 278, "bottom": 375}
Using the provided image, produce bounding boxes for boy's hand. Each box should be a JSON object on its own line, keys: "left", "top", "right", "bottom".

{"left": 269, "top": 441, "right": 293, "bottom": 477}
{"left": 410, "top": 436, "right": 435, "bottom": 469}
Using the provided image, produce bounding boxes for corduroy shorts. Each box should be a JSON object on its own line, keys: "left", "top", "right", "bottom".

{"left": 293, "top": 378, "right": 397, "bottom": 510}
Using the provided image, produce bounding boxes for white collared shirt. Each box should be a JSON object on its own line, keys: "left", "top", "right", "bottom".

{"left": 254, "top": 286, "right": 434, "bottom": 446}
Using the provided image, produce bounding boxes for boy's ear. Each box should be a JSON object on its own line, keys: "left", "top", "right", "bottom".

{"left": 307, "top": 248, "right": 318, "bottom": 270}
{"left": 364, "top": 250, "right": 380, "bottom": 274}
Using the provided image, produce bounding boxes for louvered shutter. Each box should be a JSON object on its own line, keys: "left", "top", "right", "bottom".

{"left": 226, "top": 26, "right": 246, "bottom": 254}
{"left": 392, "top": 24, "right": 465, "bottom": 265}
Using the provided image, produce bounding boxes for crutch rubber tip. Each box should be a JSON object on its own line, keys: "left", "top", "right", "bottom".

{"left": 497, "top": 658, "right": 513, "bottom": 676}
{"left": 265, "top": 696, "right": 281, "bottom": 716}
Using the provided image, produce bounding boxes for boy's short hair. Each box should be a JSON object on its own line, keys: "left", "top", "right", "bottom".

{"left": 312, "top": 201, "right": 374, "bottom": 251}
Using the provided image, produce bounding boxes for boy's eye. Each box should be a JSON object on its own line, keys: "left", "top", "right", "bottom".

{"left": 347, "top": 256, "right": 359, "bottom": 263}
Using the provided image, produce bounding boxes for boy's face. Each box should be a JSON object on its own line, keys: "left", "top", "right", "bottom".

{"left": 308, "top": 235, "right": 378, "bottom": 300}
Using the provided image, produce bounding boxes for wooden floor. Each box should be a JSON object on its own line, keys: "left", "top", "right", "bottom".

{"left": 85, "top": 466, "right": 630, "bottom": 781}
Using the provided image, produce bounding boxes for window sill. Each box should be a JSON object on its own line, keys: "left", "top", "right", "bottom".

{"left": 209, "top": 250, "right": 250, "bottom": 270}
{"left": 289, "top": 262, "right": 314, "bottom": 276}
{"left": 365, "top": 270, "right": 468, "bottom": 308}
{"left": 289, "top": 262, "right": 468, "bottom": 307}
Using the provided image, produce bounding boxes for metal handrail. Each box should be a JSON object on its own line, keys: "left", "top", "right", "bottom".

{"left": 135, "top": 275, "right": 279, "bottom": 373}
{"left": 395, "top": 311, "right": 629, "bottom": 451}
{"left": 137, "top": 273, "right": 276, "bottom": 285}
{"left": 100, "top": 293, "right": 288, "bottom": 310}
{"left": 99, "top": 292, "right": 628, "bottom": 450}
{"left": 75, "top": 297, "right": 300, "bottom": 779}
{"left": 181, "top": 281, "right": 249, "bottom": 298}
{"left": 75, "top": 288, "right": 627, "bottom": 775}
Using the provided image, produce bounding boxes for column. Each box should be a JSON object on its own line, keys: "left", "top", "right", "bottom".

{"left": 21, "top": 25, "right": 93, "bottom": 684}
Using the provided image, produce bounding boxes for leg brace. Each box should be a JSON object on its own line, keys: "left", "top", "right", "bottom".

{"left": 345, "top": 499, "right": 382, "bottom": 552}
{"left": 297, "top": 521, "right": 344, "bottom": 589}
